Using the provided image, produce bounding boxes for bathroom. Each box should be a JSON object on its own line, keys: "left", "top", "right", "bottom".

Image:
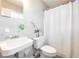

{"left": 0, "top": 0, "right": 79, "bottom": 58}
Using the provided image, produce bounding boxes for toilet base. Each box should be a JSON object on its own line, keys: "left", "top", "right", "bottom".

{"left": 40, "top": 52, "right": 56, "bottom": 58}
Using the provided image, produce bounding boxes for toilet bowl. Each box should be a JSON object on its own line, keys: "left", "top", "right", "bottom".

{"left": 33, "top": 36, "right": 57, "bottom": 58}
{"left": 40, "top": 45, "right": 56, "bottom": 58}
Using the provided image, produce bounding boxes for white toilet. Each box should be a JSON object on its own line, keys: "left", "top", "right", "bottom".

{"left": 33, "top": 36, "right": 57, "bottom": 58}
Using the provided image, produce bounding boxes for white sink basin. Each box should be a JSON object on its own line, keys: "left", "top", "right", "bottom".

{"left": 0, "top": 37, "right": 33, "bottom": 56}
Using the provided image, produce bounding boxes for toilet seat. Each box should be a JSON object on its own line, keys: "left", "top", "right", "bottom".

{"left": 40, "top": 45, "right": 56, "bottom": 57}
{"left": 41, "top": 45, "right": 56, "bottom": 53}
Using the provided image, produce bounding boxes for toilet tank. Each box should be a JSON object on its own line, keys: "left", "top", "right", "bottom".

{"left": 33, "top": 36, "right": 45, "bottom": 49}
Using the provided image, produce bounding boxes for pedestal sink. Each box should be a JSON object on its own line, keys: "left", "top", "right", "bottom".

{"left": 0, "top": 37, "right": 33, "bottom": 56}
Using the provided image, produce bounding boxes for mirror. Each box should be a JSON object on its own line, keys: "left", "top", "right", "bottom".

{"left": 0, "top": 0, "right": 23, "bottom": 19}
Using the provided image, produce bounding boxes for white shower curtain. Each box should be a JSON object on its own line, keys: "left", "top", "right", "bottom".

{"left": 44, "top": 2, "right": 72, "bottom": 57}
{"left": 72, "top": 0, "right": 79, "bottom": 57}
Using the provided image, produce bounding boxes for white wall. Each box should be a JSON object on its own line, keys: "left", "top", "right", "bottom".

{"left": 44, "top": 2, "right": 72, "bottom": 57}
{"left": 23, "top": 0, "right": 46, "bottom": 38}
{"left": 18, "top": 0, "right": 47, "bottom": 57}
{"left": 73, "top": 0, "right": 79, "bottom": 57}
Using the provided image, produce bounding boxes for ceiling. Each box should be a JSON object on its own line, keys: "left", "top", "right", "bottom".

{"left": 42, "top": 0, "right": 75, "bottom": 8}
{"left": 6, "top": 0, "right": 75, "bottom": 9}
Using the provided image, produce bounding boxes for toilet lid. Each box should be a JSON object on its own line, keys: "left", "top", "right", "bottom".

{"left": 41, "top": 45, "right": 56, "bottom": 53}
